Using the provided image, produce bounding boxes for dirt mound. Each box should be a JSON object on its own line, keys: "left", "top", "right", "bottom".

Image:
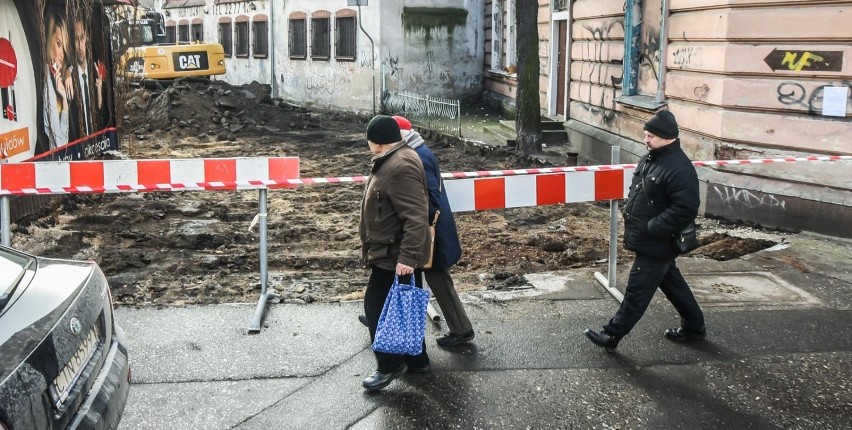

{"left": 9, "top": 81, "right": 786, "bottom": 306}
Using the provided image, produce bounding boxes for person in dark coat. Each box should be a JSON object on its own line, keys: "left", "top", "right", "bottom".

{"left": 584, "top": 110, "right": 705, "bottom": 352}
{"left": 392, "top": 115, "right": 474, "bottom": 347}
{"left": 359, "top": 115, "right": 432, "bottom": 391}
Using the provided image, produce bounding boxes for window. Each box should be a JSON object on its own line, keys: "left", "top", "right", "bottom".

{"left": 490, "top": 0, "right": 516, "bottom": 73}
{"left": 165, "top": 24, "right": 176, "bottom": 44}
{"left": 191, "top": 23, "right": 203, "bottom": 42}
{"left": 289, "top": 17, "right": 307, "bottom": 59}
{"left": 252, "top": 18, "right": 268, "bottom": 58}
{"left": 235, "top": 17, "right": 249, "bottom": 57}
{"left": 335, "top": 16, "right": 356, "bottom": 61}
{"left": 618, "top": 0, "right": 668, "bottom": 109}
{"left": 311, "top": 17, "right": 330, "bottom": 60}
{"left": 178, "top": 22, "right": 189, "bottom": 43}
{"left": 218, "top": 21, "right": 232, "bottom": 57}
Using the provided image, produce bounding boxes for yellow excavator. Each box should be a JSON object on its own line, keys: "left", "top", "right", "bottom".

{"left": 111, "top": 6, "right": 226, "bottom": 80}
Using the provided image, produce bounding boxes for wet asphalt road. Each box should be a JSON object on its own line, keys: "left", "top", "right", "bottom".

{"left": 116, "top": 232, "right": 852, "bottom": 429}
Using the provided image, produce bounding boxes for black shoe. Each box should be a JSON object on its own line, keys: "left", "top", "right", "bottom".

{"left": 358, "top": 314, "right": 368, "bottom": 327}
{"left": 664, "top": 327, "right": 706, "bottom": 342}
{"left": 408, "top": 363, "right": 431, "bottom": 374}
{"left": 362, "top": 365, "right": 407, "bottom": 391}
{"left": 436, "top": 330, "right": 475, "bottom": 347}
{"left": 584, "top": 329, "right": 620, "bottom": 353}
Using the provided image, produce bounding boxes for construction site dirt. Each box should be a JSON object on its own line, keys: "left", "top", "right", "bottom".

{"left": 10, "top": 79, "right": 787, "bottom": 306}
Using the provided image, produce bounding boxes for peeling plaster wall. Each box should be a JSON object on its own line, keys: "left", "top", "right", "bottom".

{"left": 211, "top": 0, "right": 271, "bottom": 86}
{"left": 275, "top": 0, "right": 379, "bottom": 112}
{"left": 381, "top": 1, "right": 485, "bottom": 100}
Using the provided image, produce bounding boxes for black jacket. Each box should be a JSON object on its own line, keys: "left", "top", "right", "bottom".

{"left": 622, "top": 140, "right": 699, "bottom": 260}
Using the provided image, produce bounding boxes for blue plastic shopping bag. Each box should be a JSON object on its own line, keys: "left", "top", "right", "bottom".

{"left": 372, "top": 274, "right": 430, "bottom": 355}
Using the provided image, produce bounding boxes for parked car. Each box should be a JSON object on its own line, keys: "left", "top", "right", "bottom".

{"left": 0, "top": 246, "right": 130, "bottom": 429}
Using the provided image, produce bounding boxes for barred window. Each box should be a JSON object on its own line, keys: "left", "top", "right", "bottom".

{"left": 335, "top": 17, "right": 356, "bottom": 61}
{"left": 235, "top": 21, "right": 249, "bottom": 57}
{"left": 311, "top": 17, "right": 330, "bottom": 60}
{"left": 252, "top": 20, "right": 268, "bottom": 58}
{"left": 218, "top": 22, "right": 232, "bottom": 57}
{"left": 191, "top": 23, "right": 203, "bottom": 42}
{"left": 178, "top": 23, "right": 190, "bottom": 43}
{"left": 288, "top": 19, "right": 306, "bottom": 59}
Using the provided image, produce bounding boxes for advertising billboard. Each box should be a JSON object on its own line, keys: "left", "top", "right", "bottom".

{"left": 0, "top": 0, "right": 118, "bottom": 164}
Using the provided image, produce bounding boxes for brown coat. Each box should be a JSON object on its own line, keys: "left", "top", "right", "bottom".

{"left": 359, "top": 141, "right": 430, "bottom": 271}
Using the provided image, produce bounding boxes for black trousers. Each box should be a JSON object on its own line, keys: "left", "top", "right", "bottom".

{"left": 364, "top": 266, "right": 429, "bottom": 373}
{"left": 604, "top": 253, "right": 705, "bottom": 337}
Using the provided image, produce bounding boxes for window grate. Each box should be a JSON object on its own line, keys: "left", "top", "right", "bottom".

{"left": 252, "top": 21, "right": 268, "bottom": 58}
{"left": 311, "top": 17, "right": 330, "bottom": 60}
{"left": 219, "top": 22, "right": 232, "bottom": 57}
{"left": 235, "top": 21, "right": 249, "bottom": 57}
{"left": 335, "top": 17, "right": 356, "bottom": 60}
{"left": 289, "top": 19, "right": 306, "bottom": 58}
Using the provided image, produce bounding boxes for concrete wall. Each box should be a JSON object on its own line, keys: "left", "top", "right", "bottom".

{"left": 275, "top": 0, "right": 378, "bottom": 112}
{"left": 380, "top": 1, "right": 485, "bottom": 101}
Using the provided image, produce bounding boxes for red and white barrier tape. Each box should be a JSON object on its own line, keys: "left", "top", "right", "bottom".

{"left": 0, "top": 155, "right": 848, "bottom": 196}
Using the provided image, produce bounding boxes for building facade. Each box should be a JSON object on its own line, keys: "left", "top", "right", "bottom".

{"left": 156, "top": 0, "right": 485, "bottom": 112}
{"left": 481, "top": 0, "right": 851, "bottom": 236}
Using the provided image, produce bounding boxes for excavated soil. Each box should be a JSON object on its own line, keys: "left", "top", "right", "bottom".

{"left": 9, "top": 78, "right": 783, "bottom": 306}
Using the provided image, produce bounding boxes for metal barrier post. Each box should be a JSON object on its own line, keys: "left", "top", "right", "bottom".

{"left": 1, "top": 196, "right": 10, "bottom": 247}
{"left": 248, "top": 188, "right": 276, "bottom": 333}
{"left": 457, "top": 101, "right": 462, "bottom": 138}
{"left": 594, "top": 146, "right": 624, "bottom": 303}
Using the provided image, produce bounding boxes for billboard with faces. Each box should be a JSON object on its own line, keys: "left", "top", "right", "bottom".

{"left": 0, "top": 0, "right": 118, "bottom": 163}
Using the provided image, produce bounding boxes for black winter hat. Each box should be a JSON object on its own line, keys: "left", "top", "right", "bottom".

{"left": 366, "top": 115, "right": 402, "bottom": 145}
{"left": 644, "top": 110, "right": 679, "bottom": 139}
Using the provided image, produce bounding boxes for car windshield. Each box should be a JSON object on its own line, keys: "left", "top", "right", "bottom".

{"left": 0, "top": 248, "right": 35, "bottom": 310}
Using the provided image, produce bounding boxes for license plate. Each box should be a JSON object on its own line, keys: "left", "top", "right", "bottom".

{"left": 50, "top": 326, "right": 100, "bottom": 409}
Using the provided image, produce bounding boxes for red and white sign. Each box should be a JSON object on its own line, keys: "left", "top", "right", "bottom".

{"left": 0, "top": 38, "right": 16, "bottom": 88}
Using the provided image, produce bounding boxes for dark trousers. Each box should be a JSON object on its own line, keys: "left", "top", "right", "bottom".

{"left": 424, "top": 268, "right": 472, "bottom": 335}
{"left": 604, "top": 253, "right": 705, "bottom": 338}
{"left": 364, "top": 266, "right": 430, "bottom": 373}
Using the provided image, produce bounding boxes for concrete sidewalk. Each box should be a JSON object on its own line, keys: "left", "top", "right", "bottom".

{"left": 117, "top": 232, "right": 852, "bottom": 429}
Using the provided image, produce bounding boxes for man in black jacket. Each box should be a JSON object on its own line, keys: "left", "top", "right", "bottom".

{"left": 584, "top": 110, "right": 705, "bottom": 352}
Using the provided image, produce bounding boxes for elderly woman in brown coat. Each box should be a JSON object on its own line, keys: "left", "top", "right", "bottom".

{"left": 359, "top": 115, "right": 432, "bottom": 391}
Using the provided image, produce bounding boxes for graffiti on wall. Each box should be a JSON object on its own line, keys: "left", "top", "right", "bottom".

{"left": 304, "top": 63, "right": 356, "bottom": 96}
{"left": 576, "top": 20, "right": 624, "bottom": 124}
{"left": 776, "top": 80, "right": 852, "bottom": 115}
{"left": 638, "top": 30, "right": 660, "bottom": 80}
{"left": 672, "top": 46, "right": 702, "bottom": 67}
{"left": 713, "top": 185, "right": 787, "bottom": 211}
{"left": 764, "top": 49, "right": 843, "bottom": 73}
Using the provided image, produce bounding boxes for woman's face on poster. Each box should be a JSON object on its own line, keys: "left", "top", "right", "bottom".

{"left": 49, "top": 23, "right": 67, "bottom": 71}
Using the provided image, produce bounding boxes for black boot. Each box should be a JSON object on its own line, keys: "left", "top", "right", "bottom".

{"left": 362, "top": 365, "right": 407, "bottom": 391}
{"left": 584, "top": 329, "right": 620, "bottom": 353}
{"left": 664, "top": 327, "right": 706, "bottom": 342}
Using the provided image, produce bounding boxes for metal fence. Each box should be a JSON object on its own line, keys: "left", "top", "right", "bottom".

{"left": 382, "top": 91, "right": 462, "bottom": 137}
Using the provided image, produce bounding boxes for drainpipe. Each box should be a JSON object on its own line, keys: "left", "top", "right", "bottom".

{"left": 656, "top": 0, "right": 669, "bottom": 104}
{"left": 270, "top": 0, "right": 277, "bottom": 98}
{"left": 356, "top": 0, "right": 376, "bottom": 115}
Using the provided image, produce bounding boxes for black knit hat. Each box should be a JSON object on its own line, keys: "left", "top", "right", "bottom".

{"left": 366, "top": 115, "right": 402, "bottom": 145}
{"left": 644, "top": 110, "right": 679, "bottom": 139}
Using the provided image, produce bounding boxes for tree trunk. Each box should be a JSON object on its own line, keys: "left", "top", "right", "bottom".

{"left": 515, "top": 0, "right": 542, "bottom": 155}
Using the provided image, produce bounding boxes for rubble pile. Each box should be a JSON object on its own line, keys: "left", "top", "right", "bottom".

{"left": 123, "top": 77, "right": 310, "bottom": 142}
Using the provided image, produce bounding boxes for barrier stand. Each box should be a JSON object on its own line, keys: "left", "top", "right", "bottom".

{"left": 248, "top": 188, "right": 277, "bottom": 333}
{"left": 1, "top": 196, "right": 10, "bottom": 247}
{"left": 594, "top": 146, "right": 624, "bottom": 303}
